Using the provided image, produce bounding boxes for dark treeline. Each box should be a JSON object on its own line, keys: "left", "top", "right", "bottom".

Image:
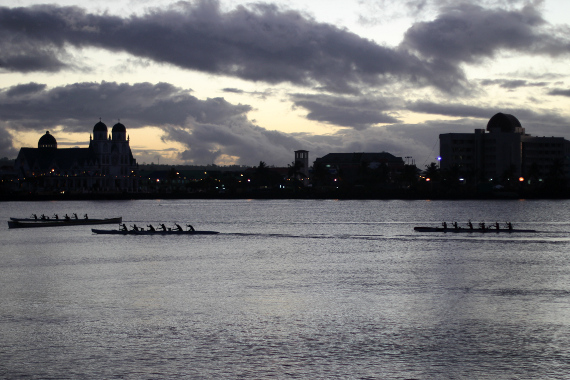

{"left": 2, "top": 160, "right": 569, "bottom": 200}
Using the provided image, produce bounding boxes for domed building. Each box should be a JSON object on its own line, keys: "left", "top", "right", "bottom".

{"left": 439, "top": 113, "right": 570, "bottom": 183}
{"left": 486, "top": 112, "right": 525, "bottom": 134}
{"left": 15, "top": 121, "right": 139, "bottom": 193}
{"left": 37, "top": 131, "right": 57, "bottom": 149}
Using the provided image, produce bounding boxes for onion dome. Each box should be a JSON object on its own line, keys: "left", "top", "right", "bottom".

{"left": 38, "top": 131, "right": 57, "bottom": 149}
{"left": 486, "top": 113, "right": 522, "bottom": 133}
{"left": 93, "top": 120, "right": 108, "bottom": 133}
{"left": 112, "top": 122, "right": 126, "bottom": 133}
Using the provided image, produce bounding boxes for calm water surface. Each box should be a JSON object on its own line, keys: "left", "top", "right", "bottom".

{"left": 1, "top": 199, "right": 570, "bottom": 379}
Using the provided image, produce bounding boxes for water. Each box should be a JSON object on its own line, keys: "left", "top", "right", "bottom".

{"left": 1, "top": 199, "right": 570, "bottom": 379}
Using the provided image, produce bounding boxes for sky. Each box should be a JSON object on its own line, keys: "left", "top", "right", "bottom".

{"left": 1, "top": 0, "right": 570, "bottom": 167}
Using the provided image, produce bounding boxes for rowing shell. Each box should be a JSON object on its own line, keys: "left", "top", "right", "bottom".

{"left": 91, "top": 228, "right": 219, "bottom": 235}
{"left": 8, "top": 217, "right": 122, "bottom": 229}
{"left": 414, "top": 226, "right": 536, "bottom": 233}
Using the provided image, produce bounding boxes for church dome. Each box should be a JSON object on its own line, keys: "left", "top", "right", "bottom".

{"left": 38, "top": 131, "right": 57, "bottom": 149}
{"left": 93, "top": 120, "right": 108, "bottom": 133}
{"left": 112, "top": 122, "right": 126, "bottom": 133}
{"left": 486, "top": 113, "right": 522, "bottom": 133}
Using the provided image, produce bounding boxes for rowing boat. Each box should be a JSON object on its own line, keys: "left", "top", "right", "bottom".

{"left": 9, "top": 217, "right": 113, "bottom": 222}
{"left": 414, "top": 226, "right": 537, "bottom": 233}
{"left": 91, "top": 228, "right": 219, "bottom": 235}
{"left": 11, "top": 214, "right": 91, "bottom": 222}
{"left": 10, "top": 217, "right": 55, "bottom": 222}
{"left": 8, "top": 217, "right": 122, "bottom": 229}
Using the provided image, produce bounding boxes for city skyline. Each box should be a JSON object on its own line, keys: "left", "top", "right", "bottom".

{"left": 2, "top": 0, "right": 570, "bottom": 166}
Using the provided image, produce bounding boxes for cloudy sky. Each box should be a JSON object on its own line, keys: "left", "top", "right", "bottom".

{"left": 2, "top": 0, "right": 570, "bottom": 166}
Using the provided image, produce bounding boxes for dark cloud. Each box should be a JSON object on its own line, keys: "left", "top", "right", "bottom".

{"left": 222, "top": 88, "right": 244, "bottom": 94}
{"left": 401, "top": 3, "right": 569, "bottom": 65}
{"left": 548, "top": 88, "right": 570, "bottom": 97}
{"left": 480, "top": 79, "right": 549, "bottom": 89}
{"left": 162, "top": 117, "right": 305, "bottom": 165}
{"left": 0, "top": 1, "right": 470, "bottom": 94}
{"left": 407, "top": 101, "right": 493, "bottom": 119}
{"left": 0, "top": 127, "right": 18, "bottom": 158}
{"left": 0, "top": 81, "right": 251, "bottom": 132}
{"left": 0, "top": 31, "right": 68, "bottom": 72}
{"left": 291, "top": 94, "right": 401, "bottom": 129}
{"left": 165, "top": 119, "right": 439, "bottom": 166}
{"left": 222, "top": 87, "right": 273, "bottom": 100}
{"left": 6, "top": 82, "right": 46, "bottom": 97}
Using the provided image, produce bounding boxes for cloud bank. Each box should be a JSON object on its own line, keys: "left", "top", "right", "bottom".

{"left": 0, "top": 81, "right": 443, "bottom": 164}
{"left": 4, "top": 1, "right": 565, "bottom": 94}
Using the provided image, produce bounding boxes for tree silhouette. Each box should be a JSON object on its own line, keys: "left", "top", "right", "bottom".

{"left": 288, "top": 160, "right": 306, "bottom": 188}
{"left": 254, "top": 161, "right": 270, "bottom": 187}
{"left": 423, "top": 162, "right": 440, "bottom": 181}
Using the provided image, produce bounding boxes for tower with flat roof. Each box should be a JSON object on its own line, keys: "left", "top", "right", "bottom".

{"left": 294, "top": 150, "right": 309, "bottom": 184}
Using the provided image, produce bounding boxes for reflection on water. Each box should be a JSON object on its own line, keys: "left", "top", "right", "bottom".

{"left": 1, "top": 199, "right": 570, "bottom": 378}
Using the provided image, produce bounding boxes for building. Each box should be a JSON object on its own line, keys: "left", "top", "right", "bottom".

{"left": 313, "top": 152, "right": 405, "bottom": 185}
{"left": 14, "top": 121, "right": 139, "bottom": 193}
{"left": 439, "top": 113, "right": 570, "bottom": 183}
{"left": 294, "top": 150, "right": 310, "bottom": 185}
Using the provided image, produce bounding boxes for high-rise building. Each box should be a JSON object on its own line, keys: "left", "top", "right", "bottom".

{"left": 439, "top": 113, "right": 570, "bottom": 182}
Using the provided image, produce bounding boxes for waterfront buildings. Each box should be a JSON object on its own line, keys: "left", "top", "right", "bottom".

{"left": 14, "top": 121, "right": 139, "bottom": 193}
{"left": 313, "top": 152, "right": 405, "bottom": 185}
{"left": 439, "top": 113, "right": 570, "bottom": 183}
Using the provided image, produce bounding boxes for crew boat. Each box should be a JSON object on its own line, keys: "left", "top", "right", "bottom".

{"left": 414, "top": 221, "right": 536, "bottom": 233}
{"left": 8, "top": 214, "right": 122, "bottom": 229}
{"left": 92, "top": 223, "right": 219, "bottom": 235}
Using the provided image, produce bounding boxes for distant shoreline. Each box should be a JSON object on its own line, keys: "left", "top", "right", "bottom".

{"left": 1, "top": 191, "right": 568, "bottom": 201}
